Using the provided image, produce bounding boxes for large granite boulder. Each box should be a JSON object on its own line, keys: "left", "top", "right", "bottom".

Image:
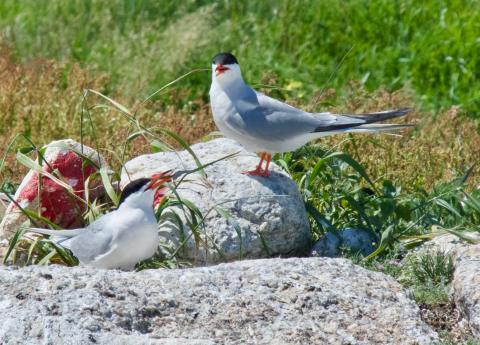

{"left": 0, "top": 139, "right": 107, "bottom": 242}
{"left": 121, "top": 138, "right": 311, "bottom": 265}
{"left": 0, "top": 257, "right": 437, "bottom": 344}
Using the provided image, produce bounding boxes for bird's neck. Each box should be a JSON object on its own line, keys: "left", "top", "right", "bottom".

{"left": 216, "top": 78, "right": 258, "bottom": 107}
{"left": 118, "top": 190, "right": 155, "bottom": 214}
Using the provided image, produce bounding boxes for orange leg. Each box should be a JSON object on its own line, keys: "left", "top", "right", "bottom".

{"left": 242, "top": 152, "right": 266, "bottom": 176}
{"left": 242, "top": 152, "right": 272, "bottom": 177}
{"left": 261, "top": 153, "right": 272, "bottom": 177}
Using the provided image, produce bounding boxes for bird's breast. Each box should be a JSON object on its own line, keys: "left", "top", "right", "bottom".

{"left": 210, "top": 91, "right": 244, "bottom": 136}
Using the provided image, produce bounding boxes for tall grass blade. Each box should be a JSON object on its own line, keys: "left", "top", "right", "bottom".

{"left": 434, "top": 199, "right": 462, "bottom": 218}
{"left": 37, "top": 248, "right": 57, "bottom": 265}
{"left": 139, "top": 68, "right": 210, "bottom": 108}
{"left": 86, "top": 89, "right": 132, "bottom": 116}
{"left": 151, "top": 139, "right": 172, "bottom": 153}
{"left": 100, "top": 167, "right": 119, "bottom": 207}
{"left": 158, "top": 129, "right": 206, "bottom": 177}
{"left": 3, "top": 227, "right": 27, "bottom": 264}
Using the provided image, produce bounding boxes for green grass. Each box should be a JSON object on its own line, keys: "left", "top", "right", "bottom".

{"left": 0, "top": 0, "right": 479, "bottom": 114}
{"left": 276, "top": 144, "right": 480, "bottom": 259}
{"left": 401, "top": 250, "right": 454, "bottom": 305}
{"left": 361, "top": 248, "right": 476, "bottom": 342}
{"left": 410, "top": 249, "right": 454, "bottom": 285}
{"left": 437, "top": 339, "right": 480, "bottom": 345}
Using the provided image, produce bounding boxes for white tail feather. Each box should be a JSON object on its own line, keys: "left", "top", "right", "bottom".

{"left": 26, "top": 227, "right": 82, "bottom": 237}
{"left": 345, "top": 124, "right": 413, "bottom": 133}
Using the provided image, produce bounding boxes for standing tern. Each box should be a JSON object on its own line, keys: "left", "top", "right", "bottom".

{"left": 209, "top": 52, "right": 412, "bottom": 177}
{"left": 26, "top": 172, "right": 172, "bottom": 270}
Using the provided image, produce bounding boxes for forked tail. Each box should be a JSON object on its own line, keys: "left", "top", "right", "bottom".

{"left": 313, "top": 108, "right": 413, "bottom": 133}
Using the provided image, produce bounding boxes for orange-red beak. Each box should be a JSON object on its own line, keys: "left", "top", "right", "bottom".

{"left": 147, "top": 171, "right": 173, "bottom": 206}
{"left": 147, "top": 171, "right": 172, "bottom": 191}
{"left": 215, "top": 64, "right": 229, "bottom": 76}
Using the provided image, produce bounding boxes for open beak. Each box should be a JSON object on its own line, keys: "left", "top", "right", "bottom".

{"left": 215, "top": 64, "right": 229, "bottom": 76}
{"left": 147, "top": 171, "right": 173, "bottom": 206}
{"left": 147, "top": 171, "right": 172, "bottom": 191}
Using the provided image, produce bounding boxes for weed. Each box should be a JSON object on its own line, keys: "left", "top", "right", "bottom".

{"left": 398, "top": 250, "right": 454, "bottom": 307}
{"left": 410, "top": 250, "right": 454, "bottom": 285}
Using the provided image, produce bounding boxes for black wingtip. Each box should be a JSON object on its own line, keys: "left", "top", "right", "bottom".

{"left": 397, "top": 108, "right": 413, "bottom": 114}
{"left": 345, "top": 108, "right": 414, "bottom": 124}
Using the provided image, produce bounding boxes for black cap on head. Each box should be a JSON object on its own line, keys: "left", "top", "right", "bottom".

{"left": 118, "top": 178, "right": 151, "bottom": 205}
{"left": 212, "top": 52, "right": 238, "bottom": 65}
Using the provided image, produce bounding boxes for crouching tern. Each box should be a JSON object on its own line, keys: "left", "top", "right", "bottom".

{"left": 26, "top": 172, "right": 172, "bottom": 270}
{"left": 209, "top": 52, "right": 412, "bottom": 177}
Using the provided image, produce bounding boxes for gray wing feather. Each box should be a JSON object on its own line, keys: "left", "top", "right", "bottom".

{"left": 66, "top": 214, "right": 115, "bottom": 264}
{"left": 227, "top": 88, "right": 408, "bottom": 141}
{"left": 234, "top": 92, "right": 365, "bottom": 141}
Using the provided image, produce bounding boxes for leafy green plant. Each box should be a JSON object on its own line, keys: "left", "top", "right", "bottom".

{"left": 276, "top": 142, "right": 480, "bottom": 259}
{"left": 410, "top": 250, "right": 454, "bottom": 285}
{"left": 395, "top": 250, "right": 454, "bottom": 308}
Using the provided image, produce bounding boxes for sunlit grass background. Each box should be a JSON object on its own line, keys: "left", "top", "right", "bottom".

{"left": 1, "top": 0, "right": 479, "bottom": 112}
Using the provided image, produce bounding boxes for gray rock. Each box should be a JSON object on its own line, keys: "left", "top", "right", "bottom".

{"left": 0, "top": 258, "right": 437, "bottom": 344}
{"left": 121, "top": 138, "right": 310, "bottom": 265}
{"left": 310, "top": 228, "right": 378, "bottom": 257}
{"left": 452, "top": 244, "right": 480, "bottom": 337}
{"left": 415, "top": 232, "right": 480, "bottom": 258}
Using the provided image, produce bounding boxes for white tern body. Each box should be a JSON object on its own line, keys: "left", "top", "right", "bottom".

{"left": 27, "top": 178, "right": 164, "bottom": 270}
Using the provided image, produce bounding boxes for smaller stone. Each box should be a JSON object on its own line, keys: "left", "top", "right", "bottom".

{"left": 310, "top": 228, "right": 378, "bottom": 257}
{"left": 416, "top": 232, "right": 480, "bottom": 258}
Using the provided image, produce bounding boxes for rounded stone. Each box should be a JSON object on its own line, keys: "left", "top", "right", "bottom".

{"left": 310, "top": 228, "right": 378, "bottom": 257}
{"left": 121, "top": 138, "right": 311, "bottom": 265}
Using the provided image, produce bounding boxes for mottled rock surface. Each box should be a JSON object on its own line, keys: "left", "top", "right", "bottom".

{"left": 416, "top": 233, "right": 480, "bottom": 257}
{"left": 452, "top": 244, "right": 480, "bottom": 337}
{"left": 0, "top": 139, "right": 107, "bottom": 242}
{"left": 121, "top": 138, "right": 310, "bottom": 265}
{"left": 0, "top": 258, "right": 437, "bottom": 344}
